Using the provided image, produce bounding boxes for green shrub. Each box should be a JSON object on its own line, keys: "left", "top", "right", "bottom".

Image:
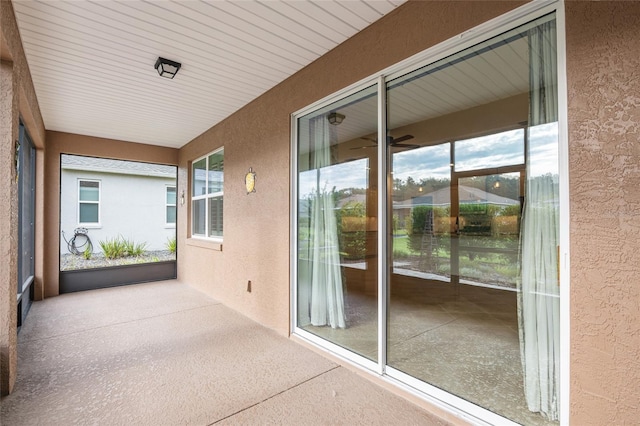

{"left": 83, "top": 246, "right": 92, "bottom": 260}
{"left": 408, "top": 206, "right": 448, "bottom": 252}
{"left": 122, "top": 238, "right": 146, "bottom": 257}
{"left": 100, "top": 236, "right": 125, "bottom": 259}
{"left": 99, "top": 236, "right": 146, "bottom": 259}
{"left": 336, "top": 201, "right": 367, "bottom": 260}
{"left": 166, "top": 237, "right": 177, "bottom": 254}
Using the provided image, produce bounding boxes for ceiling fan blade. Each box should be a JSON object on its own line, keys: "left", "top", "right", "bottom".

{"left": 390, "top": 134, "right": 414, "bottom": 144}
{"left": 393, "top": 143, "right": 420, "bottom": 149}
{"left": 360, "top": 137, "right": 378, "bottom": 143}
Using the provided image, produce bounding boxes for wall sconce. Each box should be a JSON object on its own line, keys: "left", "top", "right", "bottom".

{"left": 180, "top": 190, "right": 185, "bottom": 206}
{"left": 155, "top": 57, "right": 181, "bottom": 79}
{"left": 327, "top": 112, "right": 345, "bottom": 125}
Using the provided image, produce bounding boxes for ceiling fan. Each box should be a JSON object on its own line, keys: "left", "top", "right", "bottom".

{"left": 351, "top": 134, "right": 419, "bottom": 150}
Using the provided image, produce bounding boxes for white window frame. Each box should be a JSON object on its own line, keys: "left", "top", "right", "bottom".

{"left": 191, "top": 147, "right": 224, "bottom": 240}
{"left": 77, "top": 179, "right": 101, "bottom": 227}
{"left": 165, "top": 185, "right": 177, "bottom": 227}
{"left": 290, "top": 1, "right": 569, "bottom": 425}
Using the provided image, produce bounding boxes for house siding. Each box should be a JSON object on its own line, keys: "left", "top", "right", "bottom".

{"left": 59, "top": 169, "right": 176, "bottom": 255}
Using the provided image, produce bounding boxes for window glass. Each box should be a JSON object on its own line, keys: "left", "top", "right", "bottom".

{"left": 79, "top": 181, "right": 99, "bottom": 201}
{"left": 192, "top": 158, "right": 207, "bottom": 196}
{"left": 79, "top": 203, "right": 99, "bottom": 223}
{"left": 192, "top": 199, "right": 206, "bottom": 235}
{"left": 79, "top": 180, "right": 100, "bottom": 224}
{"left": 207, "top": 151, "right": 224, "bottom": 194}
{"left": 454, "top": 128, "right": 525, "bottom": 172}
{"left": 166, "top": 186, "right": 176, "bottom": 205}
{"left": 166, "top": 186, "right": 176, "bottom": 225}
{"left": 296, "top": 84, "right": 379, "bottom": 361}
{"left": 208, "top": 196, "right": 223, "bottom": 237}
{"left": 191, "top": 149, "right": 224, "bottom": 238}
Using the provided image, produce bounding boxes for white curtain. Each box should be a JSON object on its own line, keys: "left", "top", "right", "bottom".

{"left": 519, "top": 20, "right": 560, "bottom": 421}
{"left": 299, "top": 115, "right": 346, "bottom": 329}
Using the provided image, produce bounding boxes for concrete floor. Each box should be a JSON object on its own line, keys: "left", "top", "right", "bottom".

{"left": 1, "top": 280, "right": 450, "bottom": 426}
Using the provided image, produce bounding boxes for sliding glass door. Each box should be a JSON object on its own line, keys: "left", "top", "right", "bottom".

{"left": 296, "top": 85, "right": 379, "bottom": 361}
{"left": 295, "top": 10, "right": 561, "bottom": 426}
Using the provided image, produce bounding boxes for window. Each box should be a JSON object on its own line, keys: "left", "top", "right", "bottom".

{"left": 78, "top": 179, "right": 100, "bottom": 225}
{"left": 192, "top": 148, "right": 223, "bottom": 238}
{"left": 166, "top": 186, "right": 176, "bottom": 226}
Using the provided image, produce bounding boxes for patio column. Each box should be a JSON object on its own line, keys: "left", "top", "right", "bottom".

{"left": 0, "top": 60, "right": 19, "bottom": 396}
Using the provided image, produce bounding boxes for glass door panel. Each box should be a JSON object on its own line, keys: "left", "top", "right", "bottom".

{"left": 296, "top": 85, "right": 379, "bottom": 361}
{"left": 386, "top": 13, "right": 559, "bottom": 426}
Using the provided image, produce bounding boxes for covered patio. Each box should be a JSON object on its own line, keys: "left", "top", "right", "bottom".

{"left": 0, "top": 280, "right": 451, "bottom": 425}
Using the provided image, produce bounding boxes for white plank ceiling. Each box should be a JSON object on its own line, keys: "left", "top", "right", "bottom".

{"left": 12, "top": 0, "right": 406, "bottom": 148}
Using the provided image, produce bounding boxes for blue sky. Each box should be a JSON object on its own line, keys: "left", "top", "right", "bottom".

{"left": 299, "top": 122, "right": 559, "bottom": 198}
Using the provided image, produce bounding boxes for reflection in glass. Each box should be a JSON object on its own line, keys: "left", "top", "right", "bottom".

{"left": 297, "top": 85, "right": 379, "bottom": 361}
{"left": 455, "top": 129, "right": 525, "bottom": 172}
{"left": 207, "top": 151, "right": 224, "bottom": 193}
{"left": 458, "top": 173, "right": 521, "bottom": 288}
{"left": 386, "top": 14, "right": 559, "bottom": 426}
{"left": 391, "top": 143, "right": 452, "bottom": 282}
{"left": 192, "top": 158, "right": 206, "bottom": 196}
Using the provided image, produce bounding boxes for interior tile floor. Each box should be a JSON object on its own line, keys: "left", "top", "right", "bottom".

{"left": 306, "top": 276, "right": 557, "bottom": 426}
{"left": 1, "top": 280, "right": 450, "bottom": 426}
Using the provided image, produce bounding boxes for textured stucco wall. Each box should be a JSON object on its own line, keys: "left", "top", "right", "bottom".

{"left": 177, "top": 0, "right": 525, "bottom": 337}
{"left": 0, "top": 60, "right": 19, "bottom": 397}
{"left": 0, "top": 0, "right": 45, "bottom": 395}
{"left": 566, "top": 2, "right": 640, "bottom": 424}
{"left": 43, "top": 131, "right": 179, "bottom": 297}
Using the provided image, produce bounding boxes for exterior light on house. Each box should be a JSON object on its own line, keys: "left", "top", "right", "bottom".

{"left": 327, "top": 112, "right": 345, "bottom": 125}
{"left": 155, "top": 57, "right": 181, "bottom": 79}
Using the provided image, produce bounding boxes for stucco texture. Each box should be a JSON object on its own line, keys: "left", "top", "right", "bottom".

{"left": 566, "top": 2, "right": 640, "bottom": 424}
{"left": 0, "top": 60, "right": 19, "bottom": 397}
{"left": 177, "top": 1, "right": 525, "bottom": 336}
{"left": 1, "top": 0, "right": 45, "bottom": 395}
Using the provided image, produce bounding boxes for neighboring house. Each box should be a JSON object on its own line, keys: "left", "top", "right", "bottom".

{"left": 60, "top": 155, "right": 177, "bottom": 255}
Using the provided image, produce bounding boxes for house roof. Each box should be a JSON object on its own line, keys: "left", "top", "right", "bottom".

{"left": 61, "top": 154, "right": 176, "bottom": 178}
{"left": 394, "top": 185, "right": 519, "bottom": 209}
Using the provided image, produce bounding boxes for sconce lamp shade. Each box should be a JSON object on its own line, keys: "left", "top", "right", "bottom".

{"left": 327, "top": 112, "right": 345, "bottom": 125}
{"left": 155, "top": 57, "right": 181, "bottom": 79}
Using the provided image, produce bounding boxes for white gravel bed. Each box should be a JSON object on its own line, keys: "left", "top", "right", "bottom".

{"left": 60, "top": 250, "right": 176, "bottom": 271}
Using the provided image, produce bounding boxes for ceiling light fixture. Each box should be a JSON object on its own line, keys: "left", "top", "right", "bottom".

{"left": 155, "top": 57, "right": 181, "bottom": 79}
{"left": 327, "top": 112, "right": 345, "bottom": 125}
